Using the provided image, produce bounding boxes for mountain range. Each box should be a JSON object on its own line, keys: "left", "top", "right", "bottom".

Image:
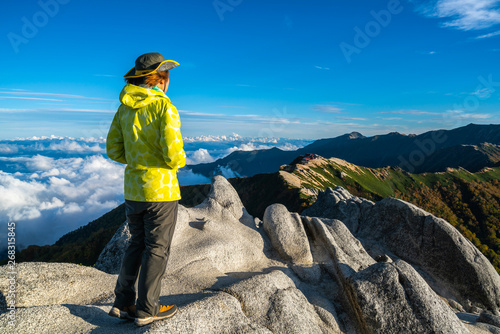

{"left": 190, "top": 123, "right": 500, "bottom": 177}
{"left": 13, "top": 155, "right": 500, "bottom": 275}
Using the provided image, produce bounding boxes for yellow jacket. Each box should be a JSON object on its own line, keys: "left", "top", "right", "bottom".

{"left": 106, "top": 84, "right": 186, "bottom": 202}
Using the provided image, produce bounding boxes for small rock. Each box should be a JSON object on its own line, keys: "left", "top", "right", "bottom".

{"left": 375, "top": 254, "right": 390, "bottom": 263}
{"left": 263, "top": 204, "right": 313, "bottom": 264}
{"left": 291, "top": 264, "right": 322, "bottom": 284}
{"left": 478, "top": 311, "right": 500, "bottom": 328}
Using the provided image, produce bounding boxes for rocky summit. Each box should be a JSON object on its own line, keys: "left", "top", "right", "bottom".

{"left": 1, "top": 176, "right": 500, "bottom": 333}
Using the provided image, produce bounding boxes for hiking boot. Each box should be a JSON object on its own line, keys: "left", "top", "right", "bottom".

{"left": 135, "top": 304, "right": 177, "bottom": 327}
{"left": 108, "top": 304, "right": 136, "bottom": 320}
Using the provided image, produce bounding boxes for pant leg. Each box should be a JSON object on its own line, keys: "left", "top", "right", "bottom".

{"left": 136, "top": 200, "right": 178, "bottom": 318}
{"left": 113, "top": 200, "right": 148, "bottom": 308}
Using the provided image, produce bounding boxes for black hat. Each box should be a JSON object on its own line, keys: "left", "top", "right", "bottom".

{"left": 124, "top": 52, "right": 179, "bottom": 78}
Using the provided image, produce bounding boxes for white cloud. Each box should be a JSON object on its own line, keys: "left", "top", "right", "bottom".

{"left": 0, "top": 172, "right": 46, "bottom": 221}
{"left": 61, "top": 202, "right": 84, "bottom": 214}
{"left": 377, "top": 109, "right": 442, "bottom": 115}
{"left": 227, "top": 142, "right": 270, "bottom": 152}
{"left": 39, "top": 197, "right": 65, "bottom": 210}
{"left": 0, "top": 96, "right": 62, "bottom": 101}
{"left": 0, "top": 90, "right": 113, "bottom": 101}
{"left": 186, "top": 148, "right": 215, "bottom": 165}
{"left": 0, "top": 144, "right": 18, "bottom": 154}
{"left": 472, "top": 87, "right": 495, "bottom": 98}
{"left": 445, "top": 109, "right": 492, "bottom": 119}
{"left": 47, "top": 140, "right": 103, "bottom": 153}
{"left": 93, "top": 74, "right": 118, "bottom": 78}
{"left": 216, "top": 165, "right": 240, "bottom": 179}
{"left": 336, "top": 116, "right": 369, "bottom": 121}
{"left": 183, "top": 133, "right": 244, "bottom": 143}
{"left": 0, "top": 136, "right": 312, "bottom": 249}
{"left": 417, "top": 0, "right": 500, "bottom": 30}
{"left": 0, "top": 154, "right": 124, "bottom": 249}
{"left": 476, "top": 29, "right": 500, "bottom": 38}
{"left": 28, "top": 155, "right": 54, "bottom": 171}
{"left": 0, "top": 108, "right": 114, "bottom": 114}
{"left": 275, "top": 142, "right": 301, "bottom": 151}
{"left": 311, "top": 105, "right": 344, "bottom": 113}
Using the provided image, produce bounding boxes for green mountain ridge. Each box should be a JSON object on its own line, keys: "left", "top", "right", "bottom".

{"left": 8, "top": 156, "right": 500, "bottom": 274}
{"left": 190, "top": 123, "right": 500, "bottom": 177}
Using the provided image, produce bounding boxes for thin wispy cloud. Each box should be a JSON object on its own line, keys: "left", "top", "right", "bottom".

{"left": 0, "top": 108, "right": 115, "bottom": 113}
{"left": 179, "top": 109, "right": 302, "bottom": 125}
{"left": 0, "top": 91, "right": 113, "bottom": 101}
{"left": 476, "top": 29, "right": 500, "bottom": 38}
{"left": 377, "top": 109, "right": 442, "bottom": 116}
{"left": 0, "top": 96, "right": 62, "bottom": 101}
{"left": 445, "top": 109, "right": 492, "bottom": 119}
{"left": 380, "top": 117, "right": 404, "bottom": 120}
{"left": 218, "top": 106, "right": 247, "bottom": 109}
{"left": 472, "top": 87, "right": 495, "bottom": 97}
{"left": 415, "top": 0, "right": 500, "bottom": 31}
{"left": 315, "top": 66, "right": 331, "bottom": 70}
{"left": 311, "top": 104, "right": 343, "bottom": 113}
{"left": 179, "top": 110, "right": 226, "bottom": 117}
{"left": 0, "top": 108, "right": 45, "bottom": 113}
{"left": 336, "top": 116, "right": 368, "bottom": 121}
{"left": 328, "top": 101, "right": 363, "bottom": 106}
{"left": 93, "top": 74, "right": 118, "bottom": 77}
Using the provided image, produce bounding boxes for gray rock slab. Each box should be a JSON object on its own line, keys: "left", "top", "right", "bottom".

{"left": 305, "top": 186, "right": 500, "bottom": 313}
{"left": 145, "top": 292, "right": 272, "bottom": 334}
{"left": 224, "top": 270, "right": 342, "bottom": 333}
{"left": 0, "top": 262, "right": 115, "bottom": 310}
{"left": 350, "top": 259, "right": 470, "bottom": 334}
{"left": 94, "top": 221, "right": 130, "bottom": 274}
{"left": 301, "top": 216, "right": 375, "bottom": 277}
{"left": 478, "top": 311, "right": 500, "bottom": 328}
{"left": 361, "top": 197, "right": 500, "bottom": 312}
{"left": 302, "top": 186, "right": 374, "bottom": 233}
{"left": 263, "top": 204, "right": 313, "bottom": 264}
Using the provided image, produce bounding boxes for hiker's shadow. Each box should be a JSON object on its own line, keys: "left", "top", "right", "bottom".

{"left": 63, "top": 303, "right": 140, "bottom": 334}
{"left": 63, "top": 292, "right": 210, "bottom": 333}
{"left": 159, "top": 292, "right": 217, "bottom": 309}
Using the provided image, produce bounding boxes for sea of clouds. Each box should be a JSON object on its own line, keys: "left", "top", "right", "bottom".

{"left": 0, "top": 135, "right": 311, "bottom": 253}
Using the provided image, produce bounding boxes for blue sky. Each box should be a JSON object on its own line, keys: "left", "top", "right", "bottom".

{"left": 1, "top": 0, "right": 500, "bottom": 140}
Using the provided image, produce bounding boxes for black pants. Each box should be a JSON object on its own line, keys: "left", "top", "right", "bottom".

{"left": 113, "top": 200, "right": 178, "bottom": 318}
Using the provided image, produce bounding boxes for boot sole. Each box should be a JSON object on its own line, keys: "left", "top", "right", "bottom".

{"left": 135, "top": 306, "right": 178, "bottom": 327}
{"left": 108, "top": 307, "right": 135, "bottom": 320}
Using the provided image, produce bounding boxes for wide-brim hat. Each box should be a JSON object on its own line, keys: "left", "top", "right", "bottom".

{"left": 124, "top": 52, "right": 179, "bottom": 78}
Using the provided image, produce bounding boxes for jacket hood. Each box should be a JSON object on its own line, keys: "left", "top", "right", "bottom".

{"left": 119, "top": 84, "right": 165, "bottom": 109}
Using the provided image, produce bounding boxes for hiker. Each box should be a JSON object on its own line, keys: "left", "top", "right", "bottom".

{"left": 106, "top": 52, "right": 186, "bottom": 327}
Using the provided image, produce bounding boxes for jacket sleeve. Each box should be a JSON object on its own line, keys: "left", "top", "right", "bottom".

{"left": 160, "top": 102, "right": 186, "bottom": 170}
{"left": 106, "top": 111, "right": 127, "bottom": 164}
